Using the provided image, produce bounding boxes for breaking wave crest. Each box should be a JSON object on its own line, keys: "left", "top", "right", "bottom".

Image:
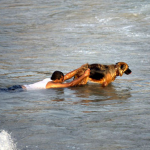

{"left": 0, "top": 130, "right": 18, "bottom": 150}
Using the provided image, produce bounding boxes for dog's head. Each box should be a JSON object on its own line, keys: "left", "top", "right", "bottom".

{"left": 116, "top": 62, "right": 132, "bottom": 76}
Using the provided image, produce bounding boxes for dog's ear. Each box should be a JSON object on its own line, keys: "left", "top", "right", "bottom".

{"left": 116, "top": 62, "right": 128, "bottom": 76}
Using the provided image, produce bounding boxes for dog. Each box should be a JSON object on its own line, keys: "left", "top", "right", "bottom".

{"left": 74, "top": 62, "right": 132, "bottom": 87}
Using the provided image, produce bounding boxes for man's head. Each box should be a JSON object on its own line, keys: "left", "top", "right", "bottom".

{"left": 51, "top": 71, "right": 64, "bottom": 82}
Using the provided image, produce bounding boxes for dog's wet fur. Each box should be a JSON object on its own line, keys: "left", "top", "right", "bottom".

{"left": 74, "top": 62, "right": 132, "bottom": 87}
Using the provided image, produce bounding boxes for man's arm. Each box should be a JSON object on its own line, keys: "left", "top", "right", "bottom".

{"left": 64, "top": 64, "right": 88, "bottom": 81}
{"left": 46, "top": 69, "right": 90, "bottom": 89}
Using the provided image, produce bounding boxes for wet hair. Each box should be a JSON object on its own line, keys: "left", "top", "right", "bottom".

{"left": 51, "top": 71, "right": 64, "bottom": 80}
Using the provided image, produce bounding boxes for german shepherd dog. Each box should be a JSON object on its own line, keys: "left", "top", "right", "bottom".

{"left": 74, "top": 62, "right": 132, "bottom": 87}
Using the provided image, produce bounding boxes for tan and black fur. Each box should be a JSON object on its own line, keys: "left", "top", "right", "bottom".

{"left": 74, "top": 62, "right": 132, "bottom": 87}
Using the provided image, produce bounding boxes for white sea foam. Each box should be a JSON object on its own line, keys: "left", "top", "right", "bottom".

{"left": 0, "top": 130, "right": 18, "bottom": 150}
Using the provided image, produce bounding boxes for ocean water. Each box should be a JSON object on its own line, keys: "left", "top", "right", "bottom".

{"left": 0, "top": 0, "right": 150, "bottom": 150}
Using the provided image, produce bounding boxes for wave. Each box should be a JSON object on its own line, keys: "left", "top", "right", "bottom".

{"left": 0, "top": 130, "right": 18, "bottom": 150}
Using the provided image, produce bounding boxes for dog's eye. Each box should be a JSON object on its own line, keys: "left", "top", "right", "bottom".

{"left": 121, "top": 65, "right": 124, "bottom": 69}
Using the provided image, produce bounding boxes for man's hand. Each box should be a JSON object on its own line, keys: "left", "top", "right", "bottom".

{"left": 76, "top": 63, "right": 89, "bottom": 74}
{"left": 84, "top": 68, "right": 90, "bottom": 77}
{"left": 80, "top": 63, "right": 89, "bottom": 69}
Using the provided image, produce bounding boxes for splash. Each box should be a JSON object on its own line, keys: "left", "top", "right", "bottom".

{"left": 0, "top": 130, "right": 18, "bottom": 150}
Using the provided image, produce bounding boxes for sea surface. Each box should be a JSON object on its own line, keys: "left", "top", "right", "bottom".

{"left": 0, "top": 0, "right": 150, "bottom": 150}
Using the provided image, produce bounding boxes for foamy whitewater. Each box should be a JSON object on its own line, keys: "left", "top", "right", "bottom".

{"left": 0, "top": 130, "right": 18, "bottom": 150}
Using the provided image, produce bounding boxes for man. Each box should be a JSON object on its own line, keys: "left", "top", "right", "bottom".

{"left": 1, "top": 64, "right": 90, "bottom": 91}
